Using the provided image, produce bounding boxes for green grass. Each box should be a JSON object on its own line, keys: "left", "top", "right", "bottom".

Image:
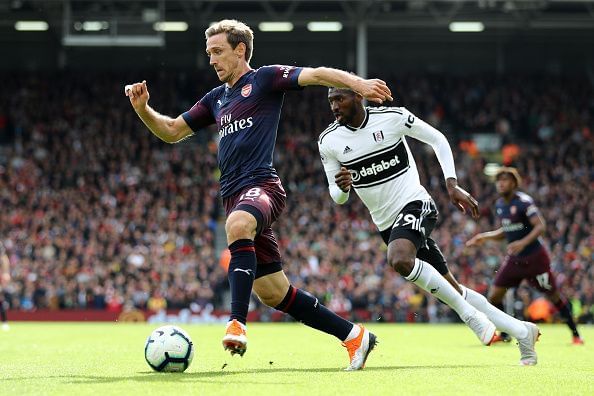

{"left": 0, "top": 323, "right": 592, "bottom": 395}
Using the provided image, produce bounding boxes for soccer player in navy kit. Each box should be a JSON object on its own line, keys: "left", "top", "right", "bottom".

{"left": 467, "top": 167, "right": 583, "bottom": 345}
{"left": 125, "top": 19, "right": 392, "bottom": 369}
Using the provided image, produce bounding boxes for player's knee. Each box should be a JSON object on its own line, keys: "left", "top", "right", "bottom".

{"left": 255, "top": 288, "right": 285, "bottom": 307}
{"left": 388, "top": 255, "right": 415, "bottom": 276}
{"left": 225, "top": 214, "right": 256, "bottom": 242}
{"left": 387, "top": 239, "right": 417, "bottom": 276}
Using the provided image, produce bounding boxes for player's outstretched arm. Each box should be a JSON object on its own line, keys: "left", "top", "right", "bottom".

{"left": 466, "top": 228, "right": 505, "bottom": 247}
{"left": 124, "top": 80, "right": 193, "bottom": 144}
{"left": 298, "top": 67, "right": 392, "bottom": 103}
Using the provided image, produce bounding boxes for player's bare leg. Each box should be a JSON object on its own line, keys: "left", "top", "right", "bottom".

{"left": 253, "top": 270, "right": 377, "bottom": 370}
{"left": 546, "top": 290, "right": 583, "bottom": 345}
{"left": 388, "top": 239, "right": 496, "bottom": 345}
{"left": 442, "top": 273, "right": 539, "bottom": 365}
{"left": 222, "top": 210, "right": 258, "bottom": 356}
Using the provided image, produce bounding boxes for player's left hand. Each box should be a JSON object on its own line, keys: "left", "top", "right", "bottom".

{"left": 507, "top": 240, "right": 526, "bottom": 256}
{"left": 446, "top": 180, "right": 480, "bottom": 219}
{"left": 356, "top": 79, "right": 393, "bottom": 104}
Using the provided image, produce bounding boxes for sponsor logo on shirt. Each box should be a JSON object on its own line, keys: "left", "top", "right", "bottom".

{"left": 501, "top": 218, "right": 525, "bottom": 232}
{"left": 219, "top": 113, "right": 254, "bottom": 138}
{"left": 350, "top": 154, "right": 401, "bottom": 182}
{"left": 342, "top": 141, "right": 410, "bottom": 188}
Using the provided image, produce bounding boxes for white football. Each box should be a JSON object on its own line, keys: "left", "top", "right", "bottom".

{"left": 144, "top": 325, "right": 194, "bottom": 372}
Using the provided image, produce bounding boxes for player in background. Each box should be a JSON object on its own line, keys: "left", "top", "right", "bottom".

{"left": 0, "top": 241, "right": 10, "bottom": 331}
{"left": 125, "top": 19, "right": 392, "bottom": 370}
{"left": 466, "top": 167, "right": 584, "bottom": 345}
{"left": 318, "top": 88, "right": 540, "bottom": 365}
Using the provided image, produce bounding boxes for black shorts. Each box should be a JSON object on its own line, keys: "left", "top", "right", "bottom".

{"left": 380, "top": 200, "right": 449, "bottom": 275}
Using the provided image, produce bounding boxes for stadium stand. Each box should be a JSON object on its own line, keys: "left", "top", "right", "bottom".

{"left": 0, "top": 72, "right": 592, "bottom": 324}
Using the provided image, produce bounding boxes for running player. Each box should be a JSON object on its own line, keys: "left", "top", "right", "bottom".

{"left": 0, "top": 241, "right": 10, "bottom": 331}
{"left": 318, "top": 88, "right": 539, "bottom": 365}
{"left": 125, "top": 19, "right": 392, "bottom": 369}
{"left": 466, "top": 167, "right": 584, "bottom": 345}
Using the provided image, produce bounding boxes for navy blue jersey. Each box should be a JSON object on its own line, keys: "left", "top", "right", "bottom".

{"left": 495, "top": 191, "right": 542, "bottom": 256}
{"left": 182, "top": 65, "right": 303, "bottom": 197}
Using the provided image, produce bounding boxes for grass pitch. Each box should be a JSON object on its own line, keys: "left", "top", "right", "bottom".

{"left": 0, "top": 322, "right": 592, "bottom": 395}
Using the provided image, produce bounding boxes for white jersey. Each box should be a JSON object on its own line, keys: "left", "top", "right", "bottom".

{"left": 318, "top": 106, "right": 457, "bottom": 231}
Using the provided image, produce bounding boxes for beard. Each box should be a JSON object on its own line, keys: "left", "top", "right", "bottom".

{"left": 337, "top": 109, "right": 355, "bottom": 126}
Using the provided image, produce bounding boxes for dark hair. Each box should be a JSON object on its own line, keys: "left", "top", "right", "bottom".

{"left": 328, "top": 86, "right": 356, "bottom": 95}
{"left": 495, "top": 166, "right": 522, "bottom": 187}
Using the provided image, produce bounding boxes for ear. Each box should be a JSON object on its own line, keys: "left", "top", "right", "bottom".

{"left": 235, "top": 42, "right": 246, "bottom": 59}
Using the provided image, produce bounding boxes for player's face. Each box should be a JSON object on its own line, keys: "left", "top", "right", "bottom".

{"left": 206, "top": 33, "right": 241, "bottom": 83}
{"left": 496, "top": 173, "right": 516, "bottom": 195}
{"left": 328, "top": 90, "right": 360, "bottom": 126}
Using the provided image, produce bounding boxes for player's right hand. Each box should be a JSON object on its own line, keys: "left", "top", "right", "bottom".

{"left": 125, "top": 80, "right": 150, "bottom": 111}
{"left": 465, "top": 234, "right": 485, "bottom": 247}
{"left": 356, "top": 79, "right": 393, "bottom": 103}
{"left": 335, "top": 167, "right": 352, "bottom": 192}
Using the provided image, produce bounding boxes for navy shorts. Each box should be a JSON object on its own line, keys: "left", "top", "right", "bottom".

{"left": 494, "top": 245, "right": 557, "bottom": 293}
{"left": 223, "top": 178, "right": 286, "bottom": 278}
{"left": 380, "top": 200, "right": 449, "bottom": 275}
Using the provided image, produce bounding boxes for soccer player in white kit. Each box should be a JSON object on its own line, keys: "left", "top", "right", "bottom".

{"left": 318, "top": 88, "right": 540, "bottom": 365}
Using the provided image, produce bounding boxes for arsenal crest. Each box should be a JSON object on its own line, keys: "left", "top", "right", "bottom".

{"left": 373, "top": 130, "right": 384, "bottom": 142}
{"left": 241, "top": 84, "right": 252, "bottom": 97}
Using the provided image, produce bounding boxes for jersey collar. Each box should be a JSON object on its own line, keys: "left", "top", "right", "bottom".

{"left": 225, "top": 69, "right": 255, "bottom": 91}
{"left": 345, "top": 108, "right": 370, "bottom": 131}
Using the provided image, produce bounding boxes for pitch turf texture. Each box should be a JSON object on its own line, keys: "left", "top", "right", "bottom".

{"left": 1, "top": 323, "right": 592, "bottom": 395}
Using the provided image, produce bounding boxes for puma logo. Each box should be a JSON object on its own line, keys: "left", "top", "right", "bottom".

{"left": 233, "top": 268, "right": 253, "bottom": 276}
{"left": 430, "top": 287, "right": 440, "bottom": 294}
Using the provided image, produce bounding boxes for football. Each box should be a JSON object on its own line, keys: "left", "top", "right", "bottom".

{"left": 144, "top": 325, "right": 194, "bottom": 372}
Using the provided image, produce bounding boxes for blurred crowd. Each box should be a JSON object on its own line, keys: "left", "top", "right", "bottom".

{"left": 0, "top": 71, "right": 592, "bottom": 324}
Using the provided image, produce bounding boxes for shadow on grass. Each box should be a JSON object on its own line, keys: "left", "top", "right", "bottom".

{"left": 4, "top": 364, "right": 497, "bottom": 385}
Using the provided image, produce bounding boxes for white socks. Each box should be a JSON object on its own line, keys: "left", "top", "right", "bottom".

{"left": 463, "top": 286, "right": 528, "bottom": 339}
{"left": 405, "top": 259, "right": 475, "bottom": 321}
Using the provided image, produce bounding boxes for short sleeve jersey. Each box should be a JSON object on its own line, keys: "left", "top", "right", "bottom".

{"left": 495, "top": 191, "right": 542, "bottom": 256}
{"left": 182, "top": 65, "right": 302, "bottom": 197}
